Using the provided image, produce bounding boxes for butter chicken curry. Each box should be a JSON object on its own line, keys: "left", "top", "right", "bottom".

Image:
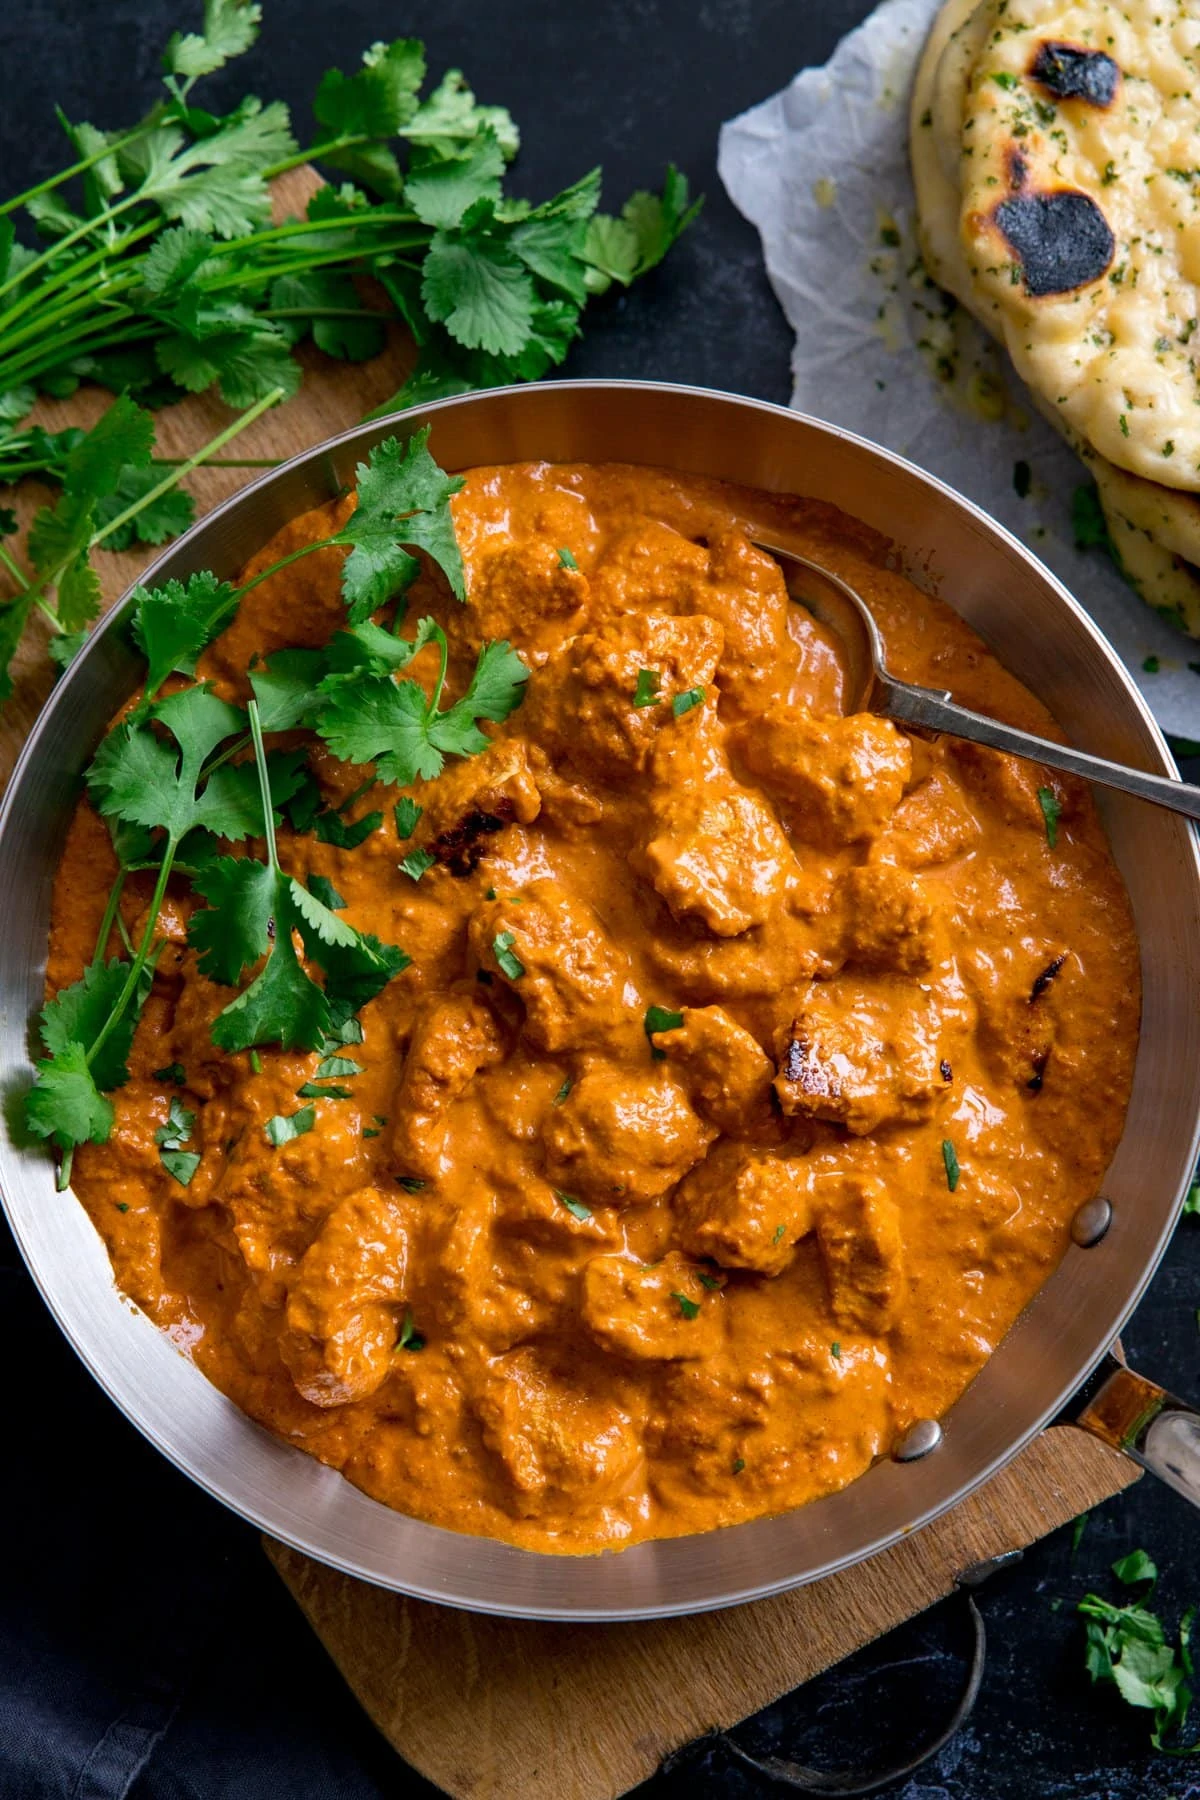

{"left": 41, "top": 447, "right": 1140, "bottom": 1553}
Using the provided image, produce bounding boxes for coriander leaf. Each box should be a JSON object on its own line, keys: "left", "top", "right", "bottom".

{"left": 314, "top": 807, "right": 383, "bottom": 849}
{"left": 672, "top": 1291, "right": 701, "bottom": 1320}
{"left": 315, "top": 1055, "right": 363, "bottom": 1078}
{"left": 633, "top": 668, "right": 660, "bottom": 707}
{"left": 39, "top": 957, "right": 139, "bottom": 1091}
{"left": 394, "top": 796, "right": 422, "bottom": 837}
{"left": 325, "top": 620, "right": 426, "bottom": 677}
{"left": 161, "top": 1149, "right": 201, "bottom": 1186}
{"left": 395, "top": 1306, "right": 425, "bottom": 1351}
{"left": 492, "top": 930, "right": 524, "bottom": 979}
{"left": 154, "top": 1062, "right": 187, "bottom": 1086}
{"left": 57, "top": 554, "right": 103, "bottom": 631}
{"left": 187, "top": 855, "right": 274, "bottom": 982}
{"left": 164, "top": 0, "right": 262, "bottom": 81}
{"left": 620, "top": 165, "right": 702, "bottom": 274}
{"left": 25, "top": 1042, "right": 114, "bottom": 1154}
{"left": 400, "top": 847, "right": 436, "bottom": 882}
{"left": 131, "top": 570, "right": 237, "bottom": 695}
{"left": 1114, "top": 1550, "right": 1159, "bottom": 1589}
{"left": 249, "top": 649, "right": 327, "bottom": 732}
{"left": 87, "top": 686, "right": 244, "bottom": 838}
{"left": 404, "top": 131, "right": 506, "bottom": 231}
{"left": 154, "top": 1095, "right": 195, "bottom": 1150}
{"left": 429, "top": 637, "right": 529, "bottom": 753}
{"left": 296, "top": 1081, "right": 352, "bottom": 1099}
{"left": 314, "top": 37, "right": 426, "bottom": 136}
{"left": 211, "top": 911, "right": 332, "bottom": 1053}
{"left": 644, "top": 1004, "right": 684, "bottom": 1041}
{"left": 265, "top": 1104, "right": 316, "bottom": 1146}
{"left": 1038, "top": 786, "right": 1062, "bottom": 848}
{"left": 556, "top": 1190, "right": 592, "bottom": 1222}
{"left": 268, "top": 270, "right": 386, "bottom": 363}
{"left": 139, "top": 225, "right": 219, "bottom": 297}
{"left": 156, "top": 323, "right": 301, "bottom": 408}
{"left": 421, "top": 227, "right": 536, "bottom": 358}
{"left": 335, "top": 428, "right": 466, "bottom": 614}
{"left": 942, "top": 1139, "right": 961, "bottom": 1191}
{"left": 403, "top": 68, "right": 519, "bottom": 159}
{"left": 582, "top": 213, "right": 640, "bottom": 290}
{"left": 307, "top": 877, "right": 345, "bottom": 911}
{"left": 62, "top": 395, "right": 155, "bottom": 500}
{"left": 27, "top": 490, "right": 92, "bottom": 578}
{"left": 48, "top": 630, "right": 88, "bottom": 673}
{"left": 0, "top": 591, "right": 35, "bottom": 703}
{"left": 287, "top": 878, "right": 367, "bottom": 951}
{"left": 671, "top": 686, "right": 705, "bottom": 718}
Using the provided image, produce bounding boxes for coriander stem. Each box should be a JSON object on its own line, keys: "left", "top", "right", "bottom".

{"left": 92, "top": 873, "right": 126, "bottom": 961}
{"left": 0, "top": 221, "right": 156, "bottom": 338}
{"left": 261, "top": 133, "right": 374, "bottom": 180}
{"left": 429, "top": 626, "right": 450, "bottom": 714}
{"left": 0, "top": 543, "right": 30, "bottom": 593}
{"left": 0, "top": 189, "right": 145, "bottom": 303}
{"left": 247, "top": 700, "right": 280, "bottom": 873}
{"left": 0, "top": 119, "right": 161, "bottom": 219}
{"left": 86, "top": 839, "right": 177, "bottom": 1070}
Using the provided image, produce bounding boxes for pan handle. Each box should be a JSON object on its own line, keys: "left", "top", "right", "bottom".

{"left": 1064, "top": 1352, "right": 1200, "bottom": 1506}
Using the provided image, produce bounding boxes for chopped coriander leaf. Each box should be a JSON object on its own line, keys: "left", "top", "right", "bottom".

{"left": 1038, "top": 785, "right": 1062, "bottom": 848}
{"left": 554, "top": 1078, "right": 573, "bottom": 1105}
{"left": 116, "top": 1201, "right": 130, "bottom": 1213}
{"left": 831, "top": 1341, "right": 842, "bottom": 1360}
{"left": 1113, "top": 1550, "right": 1158, "bottom": 1589}
{"left": 1072, "top": 1511, "right": 1091, "bottom": 1555}
{"left": 556, "top": 1190, "right": 592, "bottom": 1221}
{"left": 306, "top": 875, "right": 346, "bottom": 910}
{"left": 153, "top": 1062, "right": 187, "bottom": 1086}
{"left": 731, "top": 1457, "right": 745, "bottom": 1476}
{"left": 395, "top": 1307, "right": 425, "bottom": 1352}
{"left": 1184, "top": 1178, "right": 1200, "bottom": 1217}
{"left": 296, "top": 1081, "right": 354, "bottom": 1099}
{"left": 557, "top": 546, "right": 579, "bottom": 571}
{"left": 397, "top": 1175, "right": 426, "bottom": 1192}
{"left": 633, "top": 668, "right": 661, "bottom": 708}
{"left": 772, "top": 1223, "right": 786, "bottom": 1245}
{"left": 485, "top": 887, "right": 497, "bottom": 900}
{"left": 1143, "top": 655, "right": 1161, "bottom": 674}
{"left": 314, "top": 807, "right": 384, "bottom": 849}
{"left": 249, "top": 1049, "right": 262, "bottom": 1074}
{"left": 316, "top": 1056, "right": 364, "bottom": 1079}
{"left": 363, "top": 1127, "right": 381, "bottom": 1139}
{"left": 265, "top": 1105, "right": 316, "bottom": 1146}
{"left": 672, "top": 1291, "right": 701, "bottom": 1321}
{"left": 942, "top": 1139, "right": 961, "bottom": 1192}
{"left": 154, "top": 1095, "right": 195, "bottom": 1151}
{"left": 373, "top": 1113, "right": 388, "bottom": 1126}
{"left": 394, "top": 796, "right": 423, "bottom": 838}
{"left": 644, "top": 1004, "right": 683, "bottom": 1060}
{"left": 671, "top": 686, "right": 705, "bottom": 718}
{"left": 161, "top": 1149, "right": 201, "bottom": 1187}
{"left": 698, "top": 1272, "right": 723, "bottom": 1291}
{"left": 400, "top": 847, "right": 437, "bottom": 882}
{"left": 493, "top": 930, "right": 525, "bottom": 979}
{"left": 1079, "top": 1582, "right": 1198, "bottom": 1751}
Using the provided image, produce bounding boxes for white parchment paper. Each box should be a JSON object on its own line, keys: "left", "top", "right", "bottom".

{"left": 718, "top": 0, "right": 1200, "bottom": 737}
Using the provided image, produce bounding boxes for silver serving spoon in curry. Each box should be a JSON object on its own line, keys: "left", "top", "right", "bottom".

{"left": 756, "top": 539, "right": 1200, "bottom": 823}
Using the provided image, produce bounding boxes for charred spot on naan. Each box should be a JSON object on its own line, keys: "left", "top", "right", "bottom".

{"left": 1029, "top": 41, "right": 1120, "bottom": 108}
{"left": 992, "top": 190, "right": 1115, "bottom": 297}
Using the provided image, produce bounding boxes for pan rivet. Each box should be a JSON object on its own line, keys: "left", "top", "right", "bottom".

{"left": 1071, "top": 1197, "right": 1112, "bottom": 1248}
{"left": 894, "top": 1418, "right": 943, "bottom": 1462}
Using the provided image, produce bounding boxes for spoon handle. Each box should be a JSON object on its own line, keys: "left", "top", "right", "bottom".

{"left": 881, "top": 680, "right": 1200, "bottom": 824}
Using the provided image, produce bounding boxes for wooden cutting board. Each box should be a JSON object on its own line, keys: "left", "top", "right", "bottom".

{"left": 0, "top": 164, "right": 1139, "bottom": 1800}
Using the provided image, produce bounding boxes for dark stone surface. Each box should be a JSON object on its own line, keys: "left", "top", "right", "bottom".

{"left": 2, "top": 3, "right": 1200, "bottom": 1797}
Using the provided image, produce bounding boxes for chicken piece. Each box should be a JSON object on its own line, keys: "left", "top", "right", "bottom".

{"left": 650, "top": 1005, "right": 774, "bottom": 1133}
{"left": 580, "top": 1250, "right": 724, "bottom": 1361}
{"left": 735, "top": 706, "right": 911, "bottom": 846}
{"left": 876, "top": 769, "right": 981, "bottom": 869}
{"left": 279, "top": 1188, "right": 410, "bottom": 1407}
{"left": 964, "top": 945, "right": 1067, "bottom": 1095}
{"left": 467, "top": 880, "right": 632, "bottom": 1053}
{"left": 839, "top": 865, "right": 939, "bottom": 976}
{"left": 450, "top": 538, "right": 587, "bottom": 660}
{"left": 590, "top": 521, "right": 712, "bottom": 614}
{"left": 817, "top": 1178, "right": 905, "bottom": 1333}
{"left": 634, "top": 737, "right": 795, "bottom": 938}
{"left": 390, "top": 988, "right": 508, "bottom": 1177}
{"left": 775, "top": 975, "right": 945, "bottom": 1135}
{"left": 543, "top": 1061, "right": 715, "bottom": 1205}
{"left": 684, "top": 529, "right": 795, "bottom": 716}
{"left": 674, "top": 1142, "right": 816, "bottom": 1275}
{"left": 474, "top": 1348, "right": 643, "bottom": 1516}
{"left": 523, "top": 609, "right": 723, "bottom": 782}
{"left": 410, "top": 740, "right": 541, "bottom": 876}
{"left": 950, "top": 740, "right": 1061, "bottom": 834}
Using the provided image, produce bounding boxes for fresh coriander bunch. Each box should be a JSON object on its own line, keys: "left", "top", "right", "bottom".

{"left": 26, "top": 424, "right": 530, "bottom": 1189}
{"left": 0, "top": 0, "right": 698, "bottom": 436}
{"left": 0, "top": 0, "right": 696, "bottom": 708}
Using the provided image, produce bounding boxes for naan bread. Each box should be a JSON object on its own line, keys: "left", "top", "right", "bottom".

{"left": 959, "top": 0, "right": 1200, "bottom": 492}
{"left": 911, "top": 0, "right": 1200, "bottom": 632}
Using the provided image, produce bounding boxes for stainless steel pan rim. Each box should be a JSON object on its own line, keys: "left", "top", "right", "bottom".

{"left": 2, "top": 378, "right": 1197, "bottom": 1621}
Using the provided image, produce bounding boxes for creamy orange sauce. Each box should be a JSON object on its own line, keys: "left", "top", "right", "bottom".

{"left": 48, "top": 462, "right": 1141, "bottom": 1553}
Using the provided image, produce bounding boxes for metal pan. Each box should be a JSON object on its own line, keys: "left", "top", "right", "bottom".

{"left": 2, "top": 379, "right": 1199, "bottom": 1621}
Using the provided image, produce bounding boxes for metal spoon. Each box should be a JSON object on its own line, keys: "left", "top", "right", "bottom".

{"left": 755, "top": 539, "right": 1200, "bottom": 823}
